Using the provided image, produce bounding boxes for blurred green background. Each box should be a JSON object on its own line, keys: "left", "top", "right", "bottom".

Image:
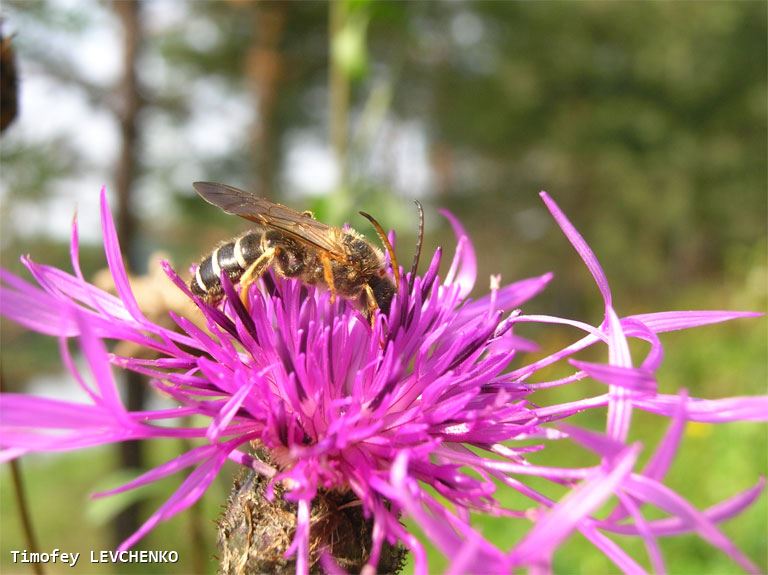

{"left": 0, "top": 1, "right": 765, "bottom": 574}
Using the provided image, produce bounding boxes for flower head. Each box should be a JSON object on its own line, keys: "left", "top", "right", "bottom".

{"left": 1, "top": 187, "right": 765, "bottom": 574}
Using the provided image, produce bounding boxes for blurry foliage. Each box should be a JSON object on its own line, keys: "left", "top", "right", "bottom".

{"left": 4, "top": 1, "right": 764, "bottom": 309}
{"left": 380, "top": 1, "right": 766, "bottom": 316}
{"left": 1, "top": 138, "right": 82, "bottom": 201}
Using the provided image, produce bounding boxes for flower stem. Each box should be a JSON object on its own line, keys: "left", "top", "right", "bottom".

{"left": 1, "top": 370, "right": 44, "bottom": 575}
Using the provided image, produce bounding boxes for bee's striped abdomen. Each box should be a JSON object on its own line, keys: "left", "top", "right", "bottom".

{"left": 216, "top": 242, "right": 239, "bottom": 274}
{"left": 190, "top": 231, "right": 263, "bottom": 300}
{"left": 237, "top": 232, "right": 262, "bottom": 265}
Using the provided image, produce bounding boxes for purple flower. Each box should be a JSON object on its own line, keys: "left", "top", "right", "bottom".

{"left": 1, "top": 187, "right": 765, "bottom": 574}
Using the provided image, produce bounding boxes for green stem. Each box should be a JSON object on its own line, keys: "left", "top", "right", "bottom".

{"left": 1, "top": 370, "right": 44, "bottom": 575}
{"left": 8, "top": 461, "right": 44, "bottom": 575}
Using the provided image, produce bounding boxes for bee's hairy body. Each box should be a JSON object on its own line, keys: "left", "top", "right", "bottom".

{"left": 190, "top": 227, "right": 396, "bottom": 316}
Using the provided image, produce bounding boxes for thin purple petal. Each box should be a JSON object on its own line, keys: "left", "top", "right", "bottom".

{"left": 117, "top": 448, "right": 230, "bottom": 551}
{"left": 539, "top": 191, "right": 612, "bottom": 308}
{"left": 570, "top": 360, "right": 656, "bottom": 394}
{"left": 630, "top": 310, "right": 762, "bottom": 333}
{"left": 439, "top": 208, "right": 477, "bottom": 298}
{"left": 510, "top": 443, "right": 641, "bottom": 566}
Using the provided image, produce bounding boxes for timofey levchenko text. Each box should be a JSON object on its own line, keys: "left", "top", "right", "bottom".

{"left": 10, "top": 549, "right": 180, "bottom": 567}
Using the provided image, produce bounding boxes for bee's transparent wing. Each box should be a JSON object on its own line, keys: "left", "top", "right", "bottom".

{"left": 193, "top": 182, "right": 346, "bottom": 258}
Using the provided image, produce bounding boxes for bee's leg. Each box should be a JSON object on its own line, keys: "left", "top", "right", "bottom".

{"left": 364, "top": 284, "right": 387, "bottom": 349}
{"left": 319, "top": 252, "right": 337, "bottom": 303}
{"left": 239, "top": 246, "right": 276, "bottom": 308}
{"left": 362, "top": 284, "right": 379, "bottom": 327}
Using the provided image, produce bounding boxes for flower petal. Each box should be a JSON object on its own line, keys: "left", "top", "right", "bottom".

{"left": 570, "top": 360, "right": 656, "bottom": 394}
{"left": 94, "top": 444, "right": 219, "bottom": 497}
{"left": 630, "top": 310, "right": 762, "bottom": 332}
{"left": 539, "top": 191, "right": 612, "bottom": 308}
{"left": 623, "top": 475, "right": 762, "bottom": 574}
{"left": 439, "top": 208, "right": 477, "bottom": 299}
{"left": 510, "top": 443, "right": 641, "bottom": 566}
{"left": 117, "top": 448, "right": 230, "bottom": 551}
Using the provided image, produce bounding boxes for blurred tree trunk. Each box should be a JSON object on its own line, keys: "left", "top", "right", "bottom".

{"left": 246, "top": 1, "right": 287, "bottom": 199}
{"left": 113, "top": 0, "right": 146, "bottom": 548}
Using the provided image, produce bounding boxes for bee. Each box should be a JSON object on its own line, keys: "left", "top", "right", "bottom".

{"left": 189, "top": 182, "right": 402, "bottom": 321}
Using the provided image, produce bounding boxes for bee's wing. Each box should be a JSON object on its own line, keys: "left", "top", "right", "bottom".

{"left": 193, "top": 182, "right": 347, "bottom": 259}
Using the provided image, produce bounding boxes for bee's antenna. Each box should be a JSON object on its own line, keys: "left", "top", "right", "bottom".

{"left": 409, "top": 200, "right": 424, "bottom": 291}
{"left": 359, "top": 211, "right": 401, "bottom": 289}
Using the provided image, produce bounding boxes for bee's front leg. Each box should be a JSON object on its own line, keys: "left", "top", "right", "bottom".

{"left": 239, "top": 246, "right": 276, "bottom": 309}
{"left": 319, "top": 252, "right": 337, "bottom": 304}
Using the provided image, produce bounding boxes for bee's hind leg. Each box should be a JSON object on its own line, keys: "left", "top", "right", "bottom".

{"left": 363, "top": 284, "right": 379, "bottom": 327}
{"left": 238, "top": 246, "right": 276, "bottom": 309}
